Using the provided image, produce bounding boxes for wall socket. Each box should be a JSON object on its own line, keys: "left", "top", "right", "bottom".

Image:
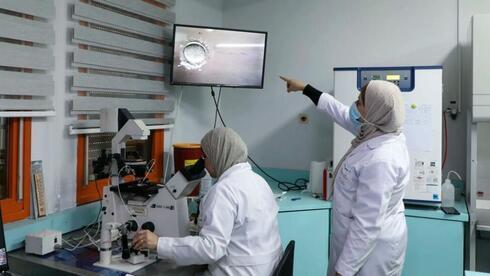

{"left": 446, "top": 100, "right": 458, "bottom": 120}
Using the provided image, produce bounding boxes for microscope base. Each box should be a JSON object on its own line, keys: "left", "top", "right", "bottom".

{"left": 94, "top": 254, "right": 157, "bottom": 273}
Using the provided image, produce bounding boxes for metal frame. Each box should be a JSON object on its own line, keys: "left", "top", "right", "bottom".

{"left": 467, "top": 111, "right": 477, "bottom": 270}
{"left": 170, "top": 24, "right": 268, "bottom": 89}
{"left": 69, "top": 124, "right": 174, "bottom": 135}
{"left": 0, "top": 111, "right": 55, "bottom": 118}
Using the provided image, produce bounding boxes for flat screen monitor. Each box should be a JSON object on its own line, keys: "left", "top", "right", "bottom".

{"left": 171, "top": 24, "right": 267, "bottom": 88}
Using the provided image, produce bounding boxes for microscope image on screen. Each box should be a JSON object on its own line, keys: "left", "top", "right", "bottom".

{"left": 178, "top": 39, "right": 210, "bottom": 71}
{"left": 171, "top": 25, "right": 267, "bottom": 88}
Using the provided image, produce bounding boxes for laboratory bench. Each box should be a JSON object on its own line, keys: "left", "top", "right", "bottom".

{"left": 8, "top": 247, "right": 205, "bottom": 276}
{"left": 5, "top": 189, "right": 331, "bottom": 276}
{"left": 273, "top": 189, "right": 332, "bottom": 276}
{"left": 6, "top": 184, "right": 468, "bottom": 276}
{"left": 403, "top": 200, "right": 468, "bottom": 276}
{"left": 466, "top": 271, "right": 490, "bottom": 276}
{"left": 270, "top": 184, "right": 469, "bottom": 276}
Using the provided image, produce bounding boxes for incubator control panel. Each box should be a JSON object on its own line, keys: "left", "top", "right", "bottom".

{"left": 358, "top": 68, "right": 413, "bottom": 91}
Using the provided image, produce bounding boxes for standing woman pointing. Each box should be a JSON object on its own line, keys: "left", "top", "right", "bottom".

{"left": 280, "top": 77, "right": 410, "bottom": 276}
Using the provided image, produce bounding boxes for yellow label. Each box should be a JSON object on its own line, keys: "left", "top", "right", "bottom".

{"left": 184, "top": 159, "right": 199, "bottom": 167}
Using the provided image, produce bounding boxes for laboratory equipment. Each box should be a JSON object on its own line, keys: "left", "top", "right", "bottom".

{"left": 25, "top": 230, "right": 62, "bottom": 256}
{"left": 94, "top": 108, "right": 206, "bottom": 273}
{"left": 171, "top": 24, "right": 267, "bottom": 88}
{"left": 173, "top": 143, "right": 202, "bottom": 171}
{"left": 333, "top": 66, "right": 442, "bottom": 206}
{"left": 468, "top": 13, "right": 490, "bottom": 269}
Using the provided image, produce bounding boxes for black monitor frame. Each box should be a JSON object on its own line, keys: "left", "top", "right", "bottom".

{"left": 170, "top": 24, "right": 268, "bottom": 89}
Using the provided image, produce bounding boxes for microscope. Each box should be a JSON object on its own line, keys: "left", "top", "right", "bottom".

{"left": 94, "top": 108, "right": 206, "bottom": 272}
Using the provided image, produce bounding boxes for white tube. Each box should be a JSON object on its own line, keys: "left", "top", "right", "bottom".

{"left": 100, "top": 251, "right": 111, "bottom": 266}
{"left": 99, "top": 223, "right": 114, "bottom": 265}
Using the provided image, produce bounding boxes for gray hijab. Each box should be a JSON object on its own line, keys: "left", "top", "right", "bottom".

{"left": 332, "top": 80, "right": 405, "bottom": 188}
{"left": 201, "top": 127, "right": 248, "bottom": 178}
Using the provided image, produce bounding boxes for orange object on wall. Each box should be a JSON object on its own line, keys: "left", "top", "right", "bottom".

{"left": 1, "top": 118, "right": 31, "bottom": 223}
{"left": 173, "top": 144, "right": 202, "bottom": 196}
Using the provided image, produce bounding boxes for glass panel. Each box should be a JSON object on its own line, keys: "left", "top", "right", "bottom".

{"left": 126, "top": 137, "right": 153, "bottom": 162}
{"left": 0, "top": 119, "right": 8, "bottom": 200}
{"left": 88, "top": 133, "right": 153, "bottom": 181}
{"left": 88, "top": 133, "right": 113, "bottom": 181}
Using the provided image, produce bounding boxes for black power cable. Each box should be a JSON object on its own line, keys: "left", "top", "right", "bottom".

{"left": 213, "top": 86, "right": 222, "bottom": 129}
{"left": 210, "top": 87, "right": 307, "bottom": 191}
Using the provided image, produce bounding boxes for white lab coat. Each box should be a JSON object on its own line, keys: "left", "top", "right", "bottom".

{"left": 157, "top": 162, "right": 282, "bottom": 276}
{"left": 318, "top": 93, "right": 410, "bottom": 276}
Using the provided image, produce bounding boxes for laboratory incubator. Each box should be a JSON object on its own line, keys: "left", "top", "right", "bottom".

{"left": 333, "top": 66, "right": 443, "bottom": 206}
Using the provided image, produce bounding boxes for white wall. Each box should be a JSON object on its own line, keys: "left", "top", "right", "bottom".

{"left": 31, "top": 0, "right": 79, "bottom": 214}
{"left": 213, "top": 0, "right": 465, "bottom": 174}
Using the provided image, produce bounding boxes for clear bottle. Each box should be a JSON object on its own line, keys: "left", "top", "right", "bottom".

{"left": 441, "top": 178, "right": 455, "bottom": 207}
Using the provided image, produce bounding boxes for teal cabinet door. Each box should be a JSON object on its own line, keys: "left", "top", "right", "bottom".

{"left": 278, "top": 209, "right": 330, "bottom": 276}
{"left": 403, "top": 217, "right": 464, "bottom": 276}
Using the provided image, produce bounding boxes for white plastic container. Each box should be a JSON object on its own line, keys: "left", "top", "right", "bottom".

{"left": 441, "top": 178, "right": 455, "bottom": 207}
{"left": 309, "top": 161, "right": 326, "bottom": 195}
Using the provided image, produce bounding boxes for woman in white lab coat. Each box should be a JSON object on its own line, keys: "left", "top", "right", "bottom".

{"left": 281, "top": 77, "right": 410, "bottom": 276}
{"left": 133, "top": 127, "right": 282, "bottom": 276}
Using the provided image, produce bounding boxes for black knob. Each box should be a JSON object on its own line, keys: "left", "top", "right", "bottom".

{"left": 122, "top": 233, "right": 130, "bottom": 260}
{"left": 126, "top": 220, "right": 138, "bottom": 232}
{"left": 141, "top": 221, "right": 155, "bottom": 232}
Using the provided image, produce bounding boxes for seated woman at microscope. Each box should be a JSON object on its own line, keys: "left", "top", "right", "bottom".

{"left": 133, "top": 127, "right": 283, "bottom": 275}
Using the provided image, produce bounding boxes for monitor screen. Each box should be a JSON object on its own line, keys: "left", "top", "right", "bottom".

{"left": 171, "top": 24, "right": 267, "bottom": 88}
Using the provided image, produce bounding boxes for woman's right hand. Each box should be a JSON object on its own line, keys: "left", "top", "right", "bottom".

{"left": 279, "top": 76, "right": 306, "bottom": 93}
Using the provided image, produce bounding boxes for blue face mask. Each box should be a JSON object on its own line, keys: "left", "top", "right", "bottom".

{"left": 349, "top": 102, "right": 362, "bottom": 132}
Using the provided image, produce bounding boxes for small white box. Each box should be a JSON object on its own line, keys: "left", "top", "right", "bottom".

{"left": 25, "top": 230, "right": 62, "bottom": 255}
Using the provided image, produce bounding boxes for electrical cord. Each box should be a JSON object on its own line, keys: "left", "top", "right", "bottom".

{"left": 68, "top": 163, "right": 139, "bottom": 252}
{"left": 139, "top": 159, "right": 156, "bottom": 185}
{"left": 213, "top": 86, "right": 222, "bottom": 128}
{"left": 62, "top": 183, "right": 103, "bottom": 249}
{"left": 115, "top": 165, "right": 136, "bottom": 218}
{"left": 210, "top": 87, "right": 308, "bottom": 191}
{"left": 62, "top": 211, "right": 102, "bottom": 251}
{"left": 442, "top": 110, "right": 448, "bottom": 169}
